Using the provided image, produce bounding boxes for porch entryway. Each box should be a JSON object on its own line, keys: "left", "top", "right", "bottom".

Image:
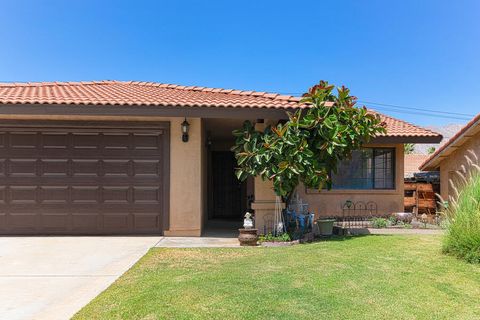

{"left": 211, "top": 151, "right": 245, "bottom": 220}
{"left": 203, "top": 118, "right": 255, "bottom": 236}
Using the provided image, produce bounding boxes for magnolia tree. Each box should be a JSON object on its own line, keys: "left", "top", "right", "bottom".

{"left": 231, "top": 81, "right": 387, "bottom": 201}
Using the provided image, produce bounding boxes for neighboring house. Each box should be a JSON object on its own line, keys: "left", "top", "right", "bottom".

{"left": 0, "top": 81, "right": 442, "bottom": 235}
{"left": 420, "top": 113, "right": 480, "bottom": 202}
{"left": 404, "top": 154, "right": 439, "bottom": 216}
{"left": 404, "top": 154, "right": 430, "bottom": 179}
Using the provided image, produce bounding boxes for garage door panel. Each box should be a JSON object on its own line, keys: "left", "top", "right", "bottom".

{"left": 0, "top": 214, "right": 6, "bottom": 229}
{"left": 103, "top": 133, "right": 130, "bottom": 150}
{"left": 103, "top": 187, "right": 130, "bottom": 204}
{"left": 0, "top": 187, "right": 5, "bottom": 204}
{"left": 40, "top": 187, "right": 69, "bottom": 204}
{"left": 103, "top": 160, "right": 131, "bottom": 177}
{"left": 71, "top": 187, "right": 98, "bottom": 203}
{"left": 0, "top": 160, "right": 5, "bottom": 176}
{"left": 9, "top": 187, "right": 37, "bottom": 204}
{"left": 41, "top": 214, "right": 69, "bottom": 230}
{"left": 133, "top": 187, "right": 161, "bottom": 203}
{"left": 8, "top": 159, "right": 38, "bottom": 177}
{"left": 0, "top": 126, "right": 167, "bottom": 235}
{"left": 8, "top": 213, "right": 37, "bottom": 230}
{"left": 72, "top": 133, "right": 100, "bottom": 149}
{"left": 72, "top": 160, "right": 99, "bottom": 176}
{"left": 42, "top": 133, "right": 69, "bottom": 149}
{"left": 42, "top": 160, "right": 69, "bottom": 176}
{"left": 9, "top": 132, "right": 38, "bottom": 149}
{"left": 72, "top": 214, "right": 99, "bottom": 231}
{"left": 134, "top": 214, "right": 160, "bottom": 230}
{"left": 103, "top": 213, "right": 130, "bottom": 230}
{"left": 133, "top": 160, "right": 161, "bottom": 176}
{"left": 132, "top": 133, "right": 162, "bottom": 147}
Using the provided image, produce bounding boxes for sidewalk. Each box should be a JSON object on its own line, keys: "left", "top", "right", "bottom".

{"left": 155, "top": 237, "right": 240, "bottom": 248}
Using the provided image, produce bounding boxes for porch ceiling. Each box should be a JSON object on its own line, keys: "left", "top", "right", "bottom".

{"left": 205, "top": 118, "right": 254, "bottom": 142}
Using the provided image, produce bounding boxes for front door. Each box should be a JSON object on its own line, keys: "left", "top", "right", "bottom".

{"left": 211, "top": 151, "right": 244, "bottom": 219}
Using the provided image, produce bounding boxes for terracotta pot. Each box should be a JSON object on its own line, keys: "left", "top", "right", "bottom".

{"left": 238, "top": 228, "right": 258, "bottom": 246}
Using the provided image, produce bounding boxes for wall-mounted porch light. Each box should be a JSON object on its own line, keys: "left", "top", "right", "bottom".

{"left": 181, "top": 118, "right": 190, "bottom": 142}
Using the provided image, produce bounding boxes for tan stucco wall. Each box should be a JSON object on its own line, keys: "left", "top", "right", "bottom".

{"left": 164, "top": 117, "right": 204, "bottom": 236}
{"left": 201, "top": 119, "right": 208, "bottom": 229}
{"left": 438, "top": 130, "right": 480, "bottom": 202}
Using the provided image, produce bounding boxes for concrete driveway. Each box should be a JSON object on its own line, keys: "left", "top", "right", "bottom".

{"left": 0, "top": 236, "right": 162, "bottom": 320}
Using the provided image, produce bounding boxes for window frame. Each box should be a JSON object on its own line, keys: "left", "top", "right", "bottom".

{"left": 329, "top": 147, "right": 396, "bottom": 191}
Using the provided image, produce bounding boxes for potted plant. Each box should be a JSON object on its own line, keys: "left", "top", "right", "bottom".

{"left": 316, "top": 219, "right": 336, "bottom": 236}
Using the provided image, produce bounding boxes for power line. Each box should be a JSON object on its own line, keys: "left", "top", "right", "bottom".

{"left": 358, "top": 100, "right": 475, "bottom": 118}
{"left": 278, "top": 92, "right": 475, "bottom": 120}
{"left": 362, "top": 105, "right": 471, "bottom": 121}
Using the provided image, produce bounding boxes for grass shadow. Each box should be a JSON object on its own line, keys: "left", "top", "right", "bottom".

{"left": 307, "top": 233, "right": 393, "bottom": 244}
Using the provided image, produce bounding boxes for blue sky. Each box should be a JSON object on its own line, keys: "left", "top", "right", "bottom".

{"left": 0, "top": 0, "right": 479, "bottom": 126}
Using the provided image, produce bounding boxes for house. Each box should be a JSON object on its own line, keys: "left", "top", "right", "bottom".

{"left": 404, "top": 154, "right": 430, "bottom": 179}
{"left": 0, "top": 81, "right": 442, "bottom": 235}
{"left": 420, "top": 113, "right": 480, "bottom": 202}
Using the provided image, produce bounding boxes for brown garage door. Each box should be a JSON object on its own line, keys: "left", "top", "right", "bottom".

{"left": 0, "top": 122, "right": 169, "bottom": 235}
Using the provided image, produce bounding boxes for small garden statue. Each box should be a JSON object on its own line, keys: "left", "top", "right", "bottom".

{"left": 243, "top": 212, "right": 254, "bottom": 229}
{"left": 239, "top": 212, "right": 258, "bottom": 246}
{"left": 421, "top": 213, "right": 428, "bottom": 228}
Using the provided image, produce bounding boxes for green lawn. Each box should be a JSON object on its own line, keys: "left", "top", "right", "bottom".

{"left": 74, "top": 235, "right": 480, "bottom": 320}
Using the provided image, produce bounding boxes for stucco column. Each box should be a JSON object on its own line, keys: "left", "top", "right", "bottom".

{"left": 251, "top": 120, "right": 285, "bottom": 234}
{"left": 164, "top": 117, "right": 204, "bottom": 236}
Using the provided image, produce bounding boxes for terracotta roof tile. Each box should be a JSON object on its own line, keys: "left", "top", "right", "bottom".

{"left": 0, "top": 80, "right": 439, "bottom": 139}
{"left": 372, "top": 111, "right": 441, "bottom": 138}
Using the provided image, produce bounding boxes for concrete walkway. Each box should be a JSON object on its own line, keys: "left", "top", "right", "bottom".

{"left": 0, "top": 236, "right": 161, "bottom": 320}
{"left": 155, "top": 227, "right": 445, "bottom": 248}
{"left": 156, "top": 236, "right": 239, "bottom": 248}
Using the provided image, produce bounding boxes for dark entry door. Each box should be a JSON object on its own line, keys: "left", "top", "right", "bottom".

{"left": 212, "top": 151, "right": 244, "bottom": 219}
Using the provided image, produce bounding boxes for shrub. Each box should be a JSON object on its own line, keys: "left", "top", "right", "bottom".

{"left": 396, "top": 221, "right": 412, "bottom": 229}
{"left": 442, "top": 151, "right": 480, "bottom": 263}
{"left": 258, "top": 232, "right": 291, "bottom": 243}
{"left": 388, "top": 216, "right": 398, "bottom": 225}
{"left": 371, "top": 218, "right": 388, "bottom": 228}
{"left": 231, "top": 81, "right": 386, "bottom": 198}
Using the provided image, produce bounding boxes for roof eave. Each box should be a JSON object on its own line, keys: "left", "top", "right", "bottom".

{"left": 0, "top": 102, "right": 295, "bottom": 120}
{"left": 420, "top": 114, "right": 480, "bottom": 171}
{"left": 421, "top": 160, "right": 441, "bottom": 171}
